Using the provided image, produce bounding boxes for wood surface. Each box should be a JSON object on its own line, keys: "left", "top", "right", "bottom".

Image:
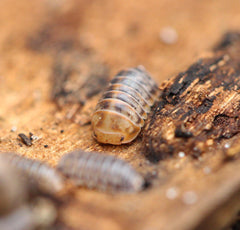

{"left": 1, "top": 0, "right": 240, "bottom": 229}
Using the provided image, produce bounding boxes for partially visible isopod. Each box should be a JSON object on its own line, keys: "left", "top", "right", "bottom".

{"left": 0, "top": 206, "right": 36, "bottom": 230}
{"left": 0, "top": 157, "right": 27, "bottom": 215}
{"left": 31, "top": 198, "right": 57, "bottom": 229}
{"left": 0, "top": 153, "right": 65, "bottom": 194}
{"left": 57, "top": 150, "right": 145, "bottom": 193}
{"left": 91, "top": 66, "right": 160, "bottom": 145}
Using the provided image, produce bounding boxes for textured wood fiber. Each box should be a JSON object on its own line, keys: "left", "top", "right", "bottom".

{"left": 142, "top": 34, "right": 240, "bottom": 161}
{"left": 1, "top": 0, "right": 240, "bottom": 230}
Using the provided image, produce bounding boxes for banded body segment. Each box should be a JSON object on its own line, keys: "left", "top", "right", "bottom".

{"left": 108, "top": 84, "right": 151, "bottom": 113}
{"left": 1, "top": 153, "right": 65, "bottom": 194}
{"left": 95, "top": 98, "right": 144, "bottom": 127}
{"left": 92, "top": 66, "right": 159, "bottom": 144}
{"left": 102, "top": 90, "right": 147, "bottom": 119}
{"left": 111, "top": 77, "right": 154, "bottom": 106}
{"left": 115, "top": 67, "right": 160, "bottom": 100}
{"left": 57, "top": 150, "right": 144, "bottom": 193}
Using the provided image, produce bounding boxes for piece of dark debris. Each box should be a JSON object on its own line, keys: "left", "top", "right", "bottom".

{"left": 29, "top": 132, "right": 39, "bottom": 141}
{"left": 18, "top": 134, "right": 32, "bottom": 147}
{"left": 44, "top": 145, "right": 49, "bottom": 148}
{"left": 60, "top": 130, "right": 64, "bottom": 133}
{"left": 175, "top": 125, "right": 193, "bottom": 138}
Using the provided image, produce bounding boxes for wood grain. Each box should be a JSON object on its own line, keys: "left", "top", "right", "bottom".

{"left": 142, "top": 33, "right": 240, "bottom": 162}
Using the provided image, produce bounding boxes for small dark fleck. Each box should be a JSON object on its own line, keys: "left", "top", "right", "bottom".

{"left": 18, "top": 143, "right": 23, "bottom": 147}
{"left": 143, "top": 180, "right": 151, "bottom": 189}
{"left": 195, "top": 97, "right": 215, "bottom": 114}
{"left": 192, "top": 151, "right": 201, "bottom": 159}
{"left": 60, "top": 130, "right": 64, "bottom": 133}
{"left": 44, "top": 145, "right": 48, "bottom": 148}
{"left": 29, "top": 132, "right": 34, "bottom": 140}
{"left": 40, "top": 128, "right": 43, "bottom": 130}
{"left": 175, "top": 126, "right": 193, "bottom": 138}
{"left": 120, "top": 136, "right": 124, "bottom": 141}
{"left": 18, "top": 133, "right": 32, "bottom": 146}
{"left": 143, "top": 171, "right": 158, "bottom": 189}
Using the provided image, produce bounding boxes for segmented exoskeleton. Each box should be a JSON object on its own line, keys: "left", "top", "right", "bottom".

{"left": 57, "top": 150, "right": 144, "bottom": 193}
{"left": 0, "top": 158, "right": 27, "bottom": 215}
{"left": 0, "top": 153, "right": 64, "bottom": 194}
{"left": 92, "top": 66, "right": 160, "bottom": 144}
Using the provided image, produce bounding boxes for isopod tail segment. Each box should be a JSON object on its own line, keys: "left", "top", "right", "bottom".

{"left": 92, "top": 66, "right": 160, "bottom": 145}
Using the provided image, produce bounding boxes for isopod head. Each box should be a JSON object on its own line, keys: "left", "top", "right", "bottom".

{"left": 92, "top": 110, "right": 141, "bottom": 145}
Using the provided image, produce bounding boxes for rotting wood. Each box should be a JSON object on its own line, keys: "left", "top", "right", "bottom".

{"left": 142, "top": 32, "right": 240, "bottom": 162}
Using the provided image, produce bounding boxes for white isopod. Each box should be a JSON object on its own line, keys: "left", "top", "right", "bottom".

{"left": 92, "top": 66, "right": 160, "bottom": 145}
{"left": 57, "top": 150, "right": 145, "bottom": 193}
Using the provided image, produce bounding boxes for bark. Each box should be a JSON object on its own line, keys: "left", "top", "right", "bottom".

{"left": 142, "top": 32, "right": 240, "bottom": 162}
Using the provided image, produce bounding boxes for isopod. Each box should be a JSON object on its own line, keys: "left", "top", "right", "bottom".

{"left": 0, "top": 157, "right": 27, "bottom": 215}
{"left": 91, "top": 66, "right": 160, "bottom": 144}
{"left": 57, "top": 150, "right": 145, "bottom": 193}
{"left": 0, "top": 153, "right": 65, "bottom": 194}
{"left": 0, "top": 206, "right": 36, "bottom": 230}
{"left": 0, "top": 197, "right": 57, "bottom": 230}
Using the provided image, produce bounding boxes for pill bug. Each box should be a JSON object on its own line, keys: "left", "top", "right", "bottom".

{"left": 30, "top": 198, "right": 57, "bottom": 229}
{"left": 91, "top": 66, "right": 160, "bottom": 145}
{"left": 0, "top": 153, "right": 65, "bottom": 194}
{"left": 57, "top": 150, "right": 145, "bottom": 193}
{"left": 0, "top": 158, "right": 27, "bottom": 215}
{"left": 0, "top": 206, "right": 36, "bottom": 230}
